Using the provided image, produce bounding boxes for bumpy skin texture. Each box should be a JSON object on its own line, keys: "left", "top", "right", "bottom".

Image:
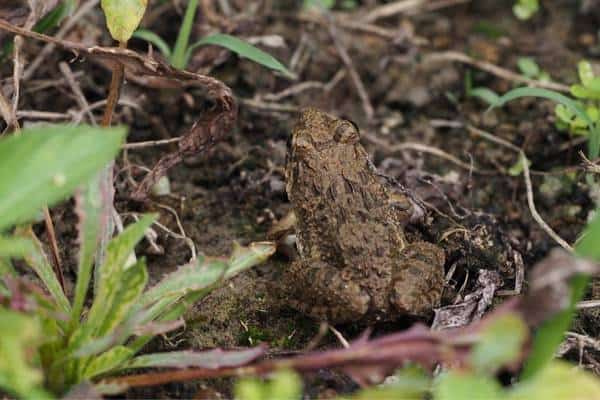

{"left": 283, "top": 108, "right": 445, "bottom": 324}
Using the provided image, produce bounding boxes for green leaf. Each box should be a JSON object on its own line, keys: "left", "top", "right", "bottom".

{"left": 469, "top": 87, "right": 500, "bottom": 105}
{"left": 0, "top": 124, "right": 126, "bottom": 231}
{"left": 434, "top": 371, "right": 502, "bottom": 400}
{"left": 508, "top": 154, "right": 531, "bottom": 176}
{"left": 471, "top": 314, "right": 528, "bottom": 374}
{"left": 81, "top": 346, "right": 134, "bottom": 379}
{"left": 101, "top": 0, "right": 148, "bottom": 43}
{"left": 171, "top": 0, "right": 199, "bottom": 68}
{"left": 236, "top": 370, "right": 302, "bottom": 400}
{"left": 119, "top": 347, "right": 264, "bottom": 371}
{"left": 521, "top": 214, "right": 600, "bottom": 379}
{"left": 353, "top": 366, "right": 431, "bottom": 399}
{"left": 517, "top": 57, "right": 540, "bottom": 78}
{"left": 133, "top": 29, "right": 172, "bottom": 59}
{"left": 0, "top": 309, "right": 46, "bottom": 398}
{"left": 97, "top": 258, "right": 148, "bottom": 336}
{"left": 70, "top": 215, "right": 155, "bottom": 352}
{"left": 555, "top": 104, "right": 576, "bottom": 124}
{"left": 576, "top": 212, "right": 600, "bottom": 259}
{"left": 513, "top": 0, "right": 539, "bottom": 20}
{"left": 488, "top": 87, "right": 600, "bottom": 158}
{"left": 71, "top": 174, "right": 104, "bottom": 327}
{"left": 0, "top": 236, "right": 35, "bottom": 258}
{"left": 510, "top": 361, "right": 600, "bottom": 400}
{"left": 188, "top": 34, "right": 292, "bottom": 76}
{"left": 578, "top": 60, "right": 594, "bottom": 87}
{"left": 85, "top": 215, "right": 155, "bottom": 335}
{"left": 570, "top": 84, "right": 600, "bottom": 100}
{"left": 15, "top": 227, "right": 70, "bottom": 314}
{"left": 140, "top": 242, "right": 275, "bottom": 308}
{"left": 0, "top": 257, "right": 16, "bottom": 276}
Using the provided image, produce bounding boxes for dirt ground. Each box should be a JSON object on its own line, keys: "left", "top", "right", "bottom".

{"left": 3, "top": 0, "right": 600, "bottom": 398}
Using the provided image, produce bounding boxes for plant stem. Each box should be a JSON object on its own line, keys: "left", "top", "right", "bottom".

{"left": 171, "top": 0, "right": 199, "bottom": 69}
{"left": 101, "top": 41, "right": 127, "bottom": 126}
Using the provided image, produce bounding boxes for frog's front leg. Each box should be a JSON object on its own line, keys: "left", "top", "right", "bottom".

{"left": 389, "top": 242, "right": 445, "bottom": 316}
{"left": 284, "top": 258, "right": 370, "bottom": 323}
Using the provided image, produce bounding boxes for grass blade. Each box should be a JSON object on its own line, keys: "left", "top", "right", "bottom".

{"left": 188, "top": 34, "right": 291, "bottom": 76}
{"left": 171, "top": 0, "right": 198, "bottom": 68}
{"left": 132, "top": 29, "right": 171, "bottom": 59}
{"left": 71, "top": 174, "right": 103, "bottom": 327}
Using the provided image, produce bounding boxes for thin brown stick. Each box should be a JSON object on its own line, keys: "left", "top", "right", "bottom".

{"left": 59, "top": 61, "right": 96, "bottom": 124}
{"left": 327, "top": 19, "right": 375, "bottom": 121}
{"left": 101, "top": 42, "right": 127, "bottom": 126}
{"left": 122, "top": 137, "right": 182, "bottom": 150}
{"left": 423, "top": 51, "right": 570, "bottom": 93}
{"left": 43, "top": 208, "right": 65, "bottom": 291}
{"left": 520, "top": 151, "right": 573, "bottom": 252}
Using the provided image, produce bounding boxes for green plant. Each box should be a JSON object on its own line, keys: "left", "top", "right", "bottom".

{"left": 236, "top": 370, "right": 302, "bottom": 400}
{"left": 554, "top": 61, "right": 600, "bottom": 138}
{"left": 132, "top": 0, "right": 290, "bottom": 74}
{"left": 517, "top": 57, "right": 550, "bottom": 82}
{"left": 0, "top": 125, "right": 275, "bottom": 397}
{"left": 513, "top": 0, "right": 539, "bottom": 20}
{"left": 489, "top": 86, "right": 600, "bottom": 159}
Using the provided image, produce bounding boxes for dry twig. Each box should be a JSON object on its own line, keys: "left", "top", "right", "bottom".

{"left": 424, "top": 51, "right": 570, "bottom": 93}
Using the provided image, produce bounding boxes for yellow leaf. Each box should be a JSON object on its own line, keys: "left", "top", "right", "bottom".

{"left": 101, "top": 0, "right": 147, "bottom": 43}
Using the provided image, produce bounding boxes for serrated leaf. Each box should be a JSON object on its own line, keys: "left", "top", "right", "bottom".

{"left": 81, "top": 346, "right": 134, "bottom": 379}
{"left": 0, "top": 125, "right": 126, "bottom": 231}
{"left": 70, "top": 215, "right": 155, "bottom": 351}
{"left": 187, "top": 34, "right": 291, "bottom": 76}
{"left": 101, "top": 0, "right": 147, "bottom": 43}
{"left": 97, "top": 258, "right": 148, "bottom": 336}
{"left": 15, "top": 226, "right": 70, "bottom": 314}
{"left": 71, "top": 174, "right": 104, "bottom": 326}
{"left": 86, "top": 215, "right": 154, "bottom": 333}
{"left": 140, "top": 242, "right": 275, "bottom": 307}
{"left": 435, "top": 371, "right": 501, "bottom": 400}
{"left": 471, "top": 314, "right": 528, "bottom": 373}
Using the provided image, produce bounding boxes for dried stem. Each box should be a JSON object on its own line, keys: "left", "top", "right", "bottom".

{"left": 101, "top": 42, "right": 127, "bottom": 127}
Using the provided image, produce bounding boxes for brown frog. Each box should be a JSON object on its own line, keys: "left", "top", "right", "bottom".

{"left": 283, "top": 108, "right": 445, "bottom": 324}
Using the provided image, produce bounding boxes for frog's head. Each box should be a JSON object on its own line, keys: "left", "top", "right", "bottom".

{"left": 290, "top": 108, "right": 360, "bottom": 159}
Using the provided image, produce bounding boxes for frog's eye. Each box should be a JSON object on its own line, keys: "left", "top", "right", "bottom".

{"left": 333, "top": 121, "right": 360, "bottom": 144}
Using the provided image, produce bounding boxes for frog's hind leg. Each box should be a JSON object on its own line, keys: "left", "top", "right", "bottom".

{"left": 284, "top": 258, "right": 370, "bottom": 324}
{"left": 389, "top": 242, "right": 445, "bottom": 316}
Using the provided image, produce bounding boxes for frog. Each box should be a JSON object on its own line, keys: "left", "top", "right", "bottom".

{"left": 282, "top": 108, "right": 445, "bottom": 324}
